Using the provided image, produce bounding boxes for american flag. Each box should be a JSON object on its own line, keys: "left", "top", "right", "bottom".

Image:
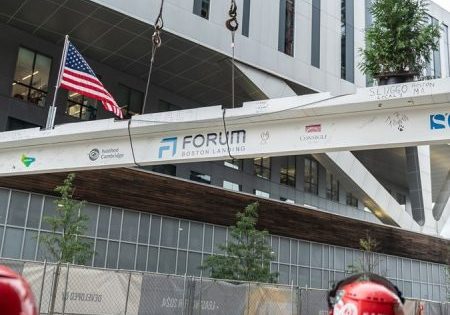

{"left": 59, "top": 41, "right": 123, "bottom": 119}
{"left": 305, "top": 124, "right": 322, "bottom": 133}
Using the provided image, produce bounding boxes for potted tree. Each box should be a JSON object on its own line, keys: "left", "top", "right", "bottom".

{"left": 360, "top": 0, "right": 441, "bottom": 85}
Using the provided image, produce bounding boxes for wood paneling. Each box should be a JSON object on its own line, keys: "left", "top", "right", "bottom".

{"left": 0, "top": 168, "right": 448, "bottom": 264}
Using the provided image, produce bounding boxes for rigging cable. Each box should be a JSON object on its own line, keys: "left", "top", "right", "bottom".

{"left": 223, "top": 0, "right": 239, "bottom": 161}
{"left": 128, "top": 0, "right": 165, "bottom": 167}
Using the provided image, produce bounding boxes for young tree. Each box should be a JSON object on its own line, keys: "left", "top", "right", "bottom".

{"left": 41, "top": 173, "right": 93, "bottom": 315}
{"left": 40, "top": 173, "right": 92, "bottom": 264}
{"left": 360, "top": 0, "right": 440, "bottom": 83}
{"left": 203, "top": 202, "right": 278, "bottom": 283}
{"left": 347, "top": 233, "right": 380, "bottom": 274}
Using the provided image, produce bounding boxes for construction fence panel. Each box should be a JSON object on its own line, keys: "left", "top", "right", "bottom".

{"left": 191, "top": 277, "right": 248, "bottom": 315}
{"left": 299, "top": 288, "right": 329, "bottom": 315}
{"left": 1, "top": 258, "right": 450, "bottom": 315}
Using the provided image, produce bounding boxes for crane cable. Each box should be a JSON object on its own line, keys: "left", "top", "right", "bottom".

{"left": 223, "top": 0, "right": 239, "bottom": 161}
{"left": 129, "top": 0, "right": 165, "bottom": 168}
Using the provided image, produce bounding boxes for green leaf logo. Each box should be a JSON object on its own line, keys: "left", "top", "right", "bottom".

{"left": 21, "top": 154, "right": 36, "bottom": 167}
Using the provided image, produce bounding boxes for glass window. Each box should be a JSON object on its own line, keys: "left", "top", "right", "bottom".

{"left": 311, "top": 0, "right": 321, "bottom": 68}
{"left": 3, "top": 228, "right": 23, "bottom": 259}
{"left": 254, "top": 157, "right": 271, "bottom": 179}
{"left": 444, "top": 24, "right": 450, "bottom": 77}
{"left": 223, "top": 180, "right": 241, "bottom": 192}
{"left": 279, "top": 238, "right": 290, "bottom": 263}
{"left": 204, "top": 225, "right": 213, "bottom": 253}
{"left": 304, "top": 157, "right": 319, "bottom": 195}
{"left": 106, "top": 241, "right": 119, "bottom": 269}
{"left": 178, "top": 220, "right": 189, "bottom": 249}
{"left": 97, "top": 207, "right": 110, "bottom": 238}
{"left": 121, "top": 211, "right": 139, "bottom": 242}
{"left": 187, "top": 252, "right": 202, "bottom": 276}
{"left": 189, "top": 222, "right": 203, "bottom": 251}
{"left": 147, "top": 246, "right": 158, "bottom": 272}
{"left": 116, "top": 84, "right": 143, "bottom": 118}
{"left": 22, "top": 230, "right": 37, "bottom": 260}
{"left": 27, "top": 194, "right": 42, "bottom": 228}
{"left": 290, "top": 240, "right": 298, "bottom": 264}
{"left": 109, "top": 208, "right": 122, "bottom": 240}
{"left": 193, "top": 0, "right": 210, "bottom": 19}
{"left": 190, "top": 171, "right": 211, "bottom": 184}
{"left": 298, "top": 267, "right": 309, "bottom": 287}
{"left": 37, "top": 232, "right": 56, "bottom": 262}
{"left": 12, "top": 47, "right": 52, "bottom": 107}
{"left": 94, "top": 239, "right": 107, "bottom": 267}
{"left": 150, "top": 215, "right": 161, "bottom": 245}
{"left": 7, "top": 191, "right": 29, "bottom": 227}
{"left": 136, "top": 245, "right": 147, "bottom": 271}
{"left": 139, "top": 214, "right": 150, "bottom": 244}
{"left": 254, "top": 190, "right": 270, "bottom": 198}
{"left": 341, "top": 0, "right": 354, "bottom": 82}
{"left": 159, "top": 248, "right": 176, "bottom": 274}
{"left": 298, "top": 241, "right": 310, "bottom": 266}
{"left": 279, "top": 264, "right": 289, "bottom": 284}
{"left": 81, "top": 204, "right": 98, "bottom": 237}
{"left": 177, "top": 250, "right": 187, "bottom": 275}
{"left": 311, "top": 244, "right": 322, "bottom": 267}
{"left": 213, "top": 226, "right": 226, "bottom": 254}
{"left": 161, "top": 217, "right": 178, "bottom": 248}
{"left": 326, "top": 172, "right": 339, "bottom": 202}
{"left": 224, "top": 160, "right": 242, "bottom": 170}
{"left": 278, "top": 0, "right": 295, "bottom": 56}
{"left": 152, "top": 165, "right": 176, "bottom": 176}
{"left": 118, "top": 242, "right": 136, "bottom": 270}
{"left": 158, "top": 100, "right": 182, "bottom": 112}
{"left": 0, "top": 189, "right": 9, "bottom": 225}
{"left": 311, "top": 269, "right": 322, "bottom": 288}
{"left": 242, "top": 0, "right": 251, "bottom": 37}
{"left": 346, "top": 193, "right": 358, "bottom": 208}
{"left": 66, "top": 92, "right": 97, "bottom": 121}
{"left": 280, "top": 156, "right": 296, "bottom": 187}
{"left": 41, "top": 196, "right": 60, "bottom": 232}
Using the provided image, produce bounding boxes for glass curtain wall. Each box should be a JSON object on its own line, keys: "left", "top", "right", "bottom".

{"left": 0, "top": 187, "right": 447, "bottom": 301}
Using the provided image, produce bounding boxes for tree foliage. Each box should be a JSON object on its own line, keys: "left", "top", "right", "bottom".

{"left": 40, "top": 173, "right": 92, "bottom": 264}
{"left": 347, "top": 233, "right": 380, "bottom": 274}
{"left": 203, "top": 202, "right": 278, "bottom": 283}
{"left": 359, "top": 0, "right": 441, "bottom": 77}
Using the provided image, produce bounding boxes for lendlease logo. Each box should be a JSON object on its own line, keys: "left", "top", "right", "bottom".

{"left": 158, "top": 137, "right": 178, "bottom": 158}
{"left": 158, "top": 130, "right": 246, "bottom": 159}
{"left": 430, "top": 113, "right": 450, "bottom": 130}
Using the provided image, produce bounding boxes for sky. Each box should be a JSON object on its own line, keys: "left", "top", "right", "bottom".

{"left": 432, "top": 0, "right": 450, "bottom": 12}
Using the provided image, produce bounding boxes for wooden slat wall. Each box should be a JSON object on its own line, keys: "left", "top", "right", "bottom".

{"left": 0, "top": 168, "right": 448, "bottom": 264}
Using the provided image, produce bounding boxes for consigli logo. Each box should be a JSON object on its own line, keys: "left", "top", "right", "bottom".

{"left": 430, "top": 113, "right": 450, "bottom": 130}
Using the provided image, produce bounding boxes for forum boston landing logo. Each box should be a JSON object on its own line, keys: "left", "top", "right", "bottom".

{"left": 158, "top": 130, "right": 247, "bottom": 159}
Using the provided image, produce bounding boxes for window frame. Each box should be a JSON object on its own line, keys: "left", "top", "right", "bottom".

{"left": 12, "top": 46, "right": 53, "bottom": 107}
{"left": 326, "top": 172, "right": 339, "bottom": 202}
{"left": 280, "top": 156, "right": 296, "bottom": 187}
{"left": 254, "top": 157, "right": 271, "bottom": 180}
{"left": 304, "top": 157, "right": 319, "bottom": 195}
{"left": 66, "top": 92, "right": 98, "bottom": 120}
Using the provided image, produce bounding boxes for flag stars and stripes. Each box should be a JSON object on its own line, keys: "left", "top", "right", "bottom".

{"left": 59, "top": 41, "right": 123, "bottom": 119}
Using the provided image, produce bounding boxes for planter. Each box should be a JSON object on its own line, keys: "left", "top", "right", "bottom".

{"left": 375, "top": 72, "right": 417, "bottom": 86}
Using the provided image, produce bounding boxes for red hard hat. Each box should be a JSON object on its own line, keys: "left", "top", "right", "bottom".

{"left": 0, "top": 266, "right": 37, "bottom": 315}
{"left": 328, "top": 273, "right": 404, "bottom": 315}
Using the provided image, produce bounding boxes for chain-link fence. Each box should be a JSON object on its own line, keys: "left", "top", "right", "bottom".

{"left": 1, "top": 258, "right": 449, "bottom": 315}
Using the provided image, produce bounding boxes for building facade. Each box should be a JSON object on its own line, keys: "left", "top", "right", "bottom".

{"left": 0, "top": 0, "right": 449, "bottom": 301}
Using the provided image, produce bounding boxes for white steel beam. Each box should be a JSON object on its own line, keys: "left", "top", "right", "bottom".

{"left": 0, "top": 78, "right": 449, "bottom": 178}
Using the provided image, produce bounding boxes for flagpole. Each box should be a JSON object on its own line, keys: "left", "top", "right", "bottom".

{"left": 45, "top": 34, "right": 69, "bottom": 130}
